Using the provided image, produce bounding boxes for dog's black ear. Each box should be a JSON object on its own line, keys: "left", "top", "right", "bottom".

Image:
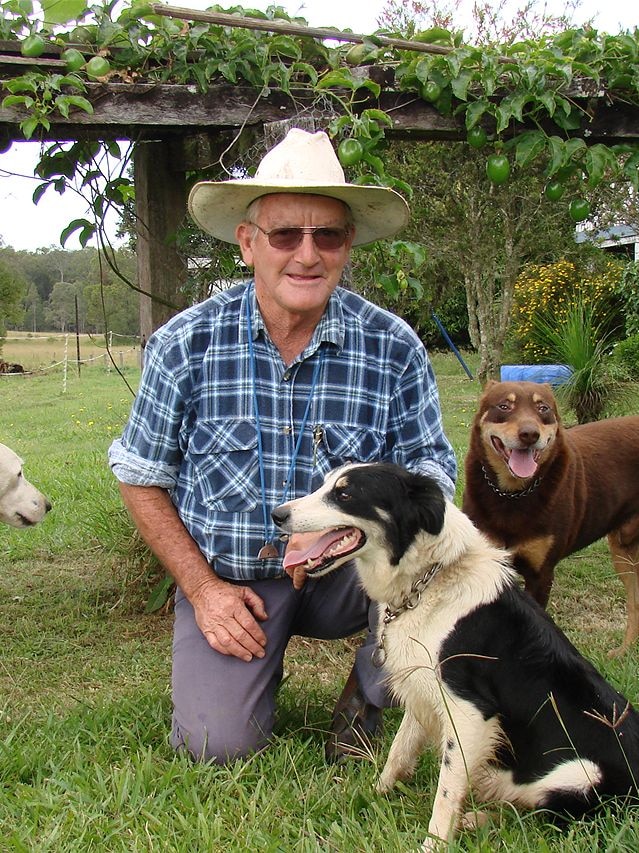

{"left": 403, "top": 472, "right": 447, "bottom": 537}
{"left": 386, "top": 469, "right": 447, "bottom": 564}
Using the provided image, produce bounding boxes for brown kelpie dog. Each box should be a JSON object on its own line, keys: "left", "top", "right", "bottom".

{"left": 462, "top": 380, "right": 639, "bottom": 656}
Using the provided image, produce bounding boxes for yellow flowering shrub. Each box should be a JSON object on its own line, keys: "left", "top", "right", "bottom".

{"left": 512, "top": 259, "right": 623, "bottom": 361}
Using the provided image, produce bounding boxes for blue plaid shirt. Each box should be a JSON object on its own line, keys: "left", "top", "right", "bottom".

{"left": 109, "top": 282, "right": 456, "bottom": 580}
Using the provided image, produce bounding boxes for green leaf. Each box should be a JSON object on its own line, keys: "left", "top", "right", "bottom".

{"left": 145, "top": 575, "right": 175, "bottom": 614}
{"left": 268, "top": 35, "right": 301, "bottom": 62}
{"left": 4, "top": 76, "right": 38, "bottom": 94}
{"left": 545, "top": 135, "right": 566, "bottom": 176}
{"left": 60, "top": 218, "right": 94, "bottom": 247}
{"left": 564, "top": 137, "right": 587, "bottom": 160}
{"left": 105, "top": 140, "right": 122, "bottom": 158}
{"left": 465, "top": 99, "right": 490, "bottom": 130}
{"left": 290, "top": 61, "right": 318, "bottom": 86}
{"left": 514, "top": 131, "right": 546, "bottom": 167}
{"left": 362, "top": 150, "right": 384, "bottom": 176}
{"left": 414, "top": 57, "right": 433, "bottom": 85}
{"left": 1, "top": 94, "right": 34, "bottom": 109}
{"left": 32, "top": 182, "right": 51, "bottom": 204}
{"left": 585, "top": 144, "right": 617, "bottom": 187}
{"left": 378, "top": 273, "right": 401, "bottom": 299}
{"left": 41, "top": 0, "right": 87, "bottom": 25}
{"left": 450, "top": 70, "right": 472, "bottom": 102}
{"left": 316, "top": 69, "right": 359, "bottom": 92}
{"left": 407, "top": 276, "right": 424, "bottom": 299}
{"left": 623, "top": 152, "right": 639, "bottom": 190}
{"left": 390, "top": 240, "right": 428, "bottom": 268}
{"left": 21, "top": 115, "right": 39, "bottom": 139}
{"left": 356, "top": 77, "right": 381, "bottom": 98}
{"left": 57, "top": 74, "right": 86, "bottom": 92}
{"left": 360, "top": 109, "right": 393, "bottom": 128}
{"left": 538, "top": 91, "right": 557, "bottom": 118}
{"left": 496, "top": 102, "right": 512, "bottom": 134}
{"left": 328, "top": 114, "right": 352, "bottom": 135}
{"left": 413, "top": 27, "right": 453, "bottom": 45}
{"left": 62, "top": 95, "right": 93, "bottom": 115}
{"left": 387, "top": 177, "right": 413, "bottom": 199}
{"left": 506, "top": 93, "right": 529, "bottom": 124}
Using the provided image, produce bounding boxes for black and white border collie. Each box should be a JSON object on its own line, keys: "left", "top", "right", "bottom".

{"left": 273, "top": 463, "right": 639, "bottom": 850}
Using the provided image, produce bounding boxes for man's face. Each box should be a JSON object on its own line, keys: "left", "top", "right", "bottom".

{"left": 236, "top": 194, "right": 354, "bottom": 320}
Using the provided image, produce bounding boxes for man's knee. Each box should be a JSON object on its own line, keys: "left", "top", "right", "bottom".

{"left": 170, "top": 713, "right": 272, "bottom": 764}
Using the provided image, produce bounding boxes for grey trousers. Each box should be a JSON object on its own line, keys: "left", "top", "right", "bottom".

{"left": 170, "top": 563, "right": 389, "bottom": 763}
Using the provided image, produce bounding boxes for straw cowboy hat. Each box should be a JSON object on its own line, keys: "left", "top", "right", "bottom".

{"left": 188, "top": 128, "right": 410, "bottom": 246}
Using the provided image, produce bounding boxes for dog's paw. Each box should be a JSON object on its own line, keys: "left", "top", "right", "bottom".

{"left": 607, "top": 643, "right": 630, "bottom": 660}
{"left": 421, "top": 835, "right": 445, "bottom": 852}
{"left": 460, "top": 809, "right": 490, "bottom": 830}
{"left": 375, "top": 775, "right": 395, "bottom": 795}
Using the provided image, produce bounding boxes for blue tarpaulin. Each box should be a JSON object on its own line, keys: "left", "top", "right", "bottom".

{"left": 500, "top": 364, "right": 572, "bottom": 385}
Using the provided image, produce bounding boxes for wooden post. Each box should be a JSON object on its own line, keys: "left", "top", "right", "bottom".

{"left": 75, "top": 295, "right": 81, "bottom": 377}
{"left": 134, "top": 138, "right": 188, "bottom": 339}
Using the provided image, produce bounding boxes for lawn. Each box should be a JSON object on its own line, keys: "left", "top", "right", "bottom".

{"left": 0, "top": 355, "right": 637, "bottom": 851}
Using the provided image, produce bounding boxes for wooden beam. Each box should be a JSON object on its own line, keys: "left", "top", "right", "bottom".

{"left": 148, "top": 4, "right": 469, "bottom": 58}
{"left": 2, "top": 81, "right": 637, "bottom": 145}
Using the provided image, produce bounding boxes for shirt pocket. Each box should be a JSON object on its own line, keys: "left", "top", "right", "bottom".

{"left": 187, "top": 419, "right": 259, "bottom": 513}
{"left": 319, "top": 424, "right": 385, "bottom": 473}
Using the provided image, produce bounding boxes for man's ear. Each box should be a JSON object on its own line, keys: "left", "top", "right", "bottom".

{"left": 235, "top": 222, "right": 254, "bottom": 267}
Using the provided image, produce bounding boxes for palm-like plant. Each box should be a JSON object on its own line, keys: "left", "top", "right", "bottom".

{"left": 532, "top": 298, "right": 626, "bottom": 423}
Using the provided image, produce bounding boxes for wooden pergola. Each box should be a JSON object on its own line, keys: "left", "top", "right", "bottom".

{"left": 2, "top": 13, "right": 639, "bottom": 339}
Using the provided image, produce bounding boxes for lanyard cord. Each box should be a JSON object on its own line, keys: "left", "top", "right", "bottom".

{"left": 246, "top": 290, "right": 326, "bottom": 549}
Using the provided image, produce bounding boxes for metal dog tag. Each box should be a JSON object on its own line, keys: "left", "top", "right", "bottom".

{"left": 372, "top": 645, "right": 387, "bottom": 668}
{"left": 257, "top": 541, "right": 279, "bottom": 560}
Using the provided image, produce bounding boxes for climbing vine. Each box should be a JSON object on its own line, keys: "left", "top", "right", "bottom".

{"left": 1, "top": 0, "right": 639, "bottom": 246}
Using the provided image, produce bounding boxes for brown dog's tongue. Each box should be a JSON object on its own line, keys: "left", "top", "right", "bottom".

{"left": 508, "top": 448, "right": 538, "bottom": 479}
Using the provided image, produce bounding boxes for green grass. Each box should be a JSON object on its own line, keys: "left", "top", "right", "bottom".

{"left": 1, "top": 357, "right": 638, "bottom": 851}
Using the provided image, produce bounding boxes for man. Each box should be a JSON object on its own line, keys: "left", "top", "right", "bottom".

{"left": 109, "top": 128, "right": 456, "bottom": 764}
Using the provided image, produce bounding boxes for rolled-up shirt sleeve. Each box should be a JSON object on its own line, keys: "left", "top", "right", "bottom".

{"left": 108, "top": 328, "right": 187, "bottom": 490}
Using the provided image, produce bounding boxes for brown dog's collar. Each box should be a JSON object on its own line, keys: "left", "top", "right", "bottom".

{"left": 481, "top": 465, "right": 543, "bottom": 499}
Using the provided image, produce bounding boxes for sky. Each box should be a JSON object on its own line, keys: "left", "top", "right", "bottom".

{"left": 0, "top": 0, "right": 637, "bottom": 251}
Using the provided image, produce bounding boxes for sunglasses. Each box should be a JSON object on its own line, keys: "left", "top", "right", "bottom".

{"left": 250, "top": 223, "right": 351, "bottom": 251}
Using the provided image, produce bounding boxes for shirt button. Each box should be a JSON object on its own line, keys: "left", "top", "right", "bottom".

{"left": 283, "top": 426, "right": 292, "bottom": 435}
{"left": 283, "top": 371, "right": 291, "bottom": 381}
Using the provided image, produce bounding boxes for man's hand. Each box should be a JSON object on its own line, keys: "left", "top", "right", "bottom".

{"left": 190, "top": 578, "right": 268, "bottom": 662}
{"left": 118, "top": 483, "right": 269, "bottom": 663}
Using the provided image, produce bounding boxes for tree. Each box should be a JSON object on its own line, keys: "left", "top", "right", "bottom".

{"left": 45, "top": 280, "right": 85, "bottom": 332}
{"left": 365, "top": 0, "right": 638, "bottom": 381}
{"left": 0, "top": 256, "right": 26, "bottom": 344}
{"left": 23, "top": 282, "right": 44, "bottom": 332}
{"left": 83, "top": 279, "right": 135, "bottom": 335}
{"left": 390, "top": 141, "right": 588, "bottom": 379}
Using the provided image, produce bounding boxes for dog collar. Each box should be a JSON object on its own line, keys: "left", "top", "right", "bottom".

{"left": 481, "top": 464, "right": 542, "bottom": 499}
{"left": 372, "top": 562, "right": 443, "bottom": 668}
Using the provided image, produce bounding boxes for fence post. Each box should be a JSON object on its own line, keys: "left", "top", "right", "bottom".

{"left": 62, "top": 333, "right": 68, "bottom": 393}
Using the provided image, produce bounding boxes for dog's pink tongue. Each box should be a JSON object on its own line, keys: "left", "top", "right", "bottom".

{"left": 509, "top": 448, "right": 538, "bottom": 479}
{"left": 283, "top": 529, "right": 349, "bottom": 570}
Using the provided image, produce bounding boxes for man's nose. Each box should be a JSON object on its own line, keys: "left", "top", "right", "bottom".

{"left": 294, "top": 232, "right": 321, "bottom": 262}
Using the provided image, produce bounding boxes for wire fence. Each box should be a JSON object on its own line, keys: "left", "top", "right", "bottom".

{"left": 0, "top": 331, "right": 142, "bottom": 389}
